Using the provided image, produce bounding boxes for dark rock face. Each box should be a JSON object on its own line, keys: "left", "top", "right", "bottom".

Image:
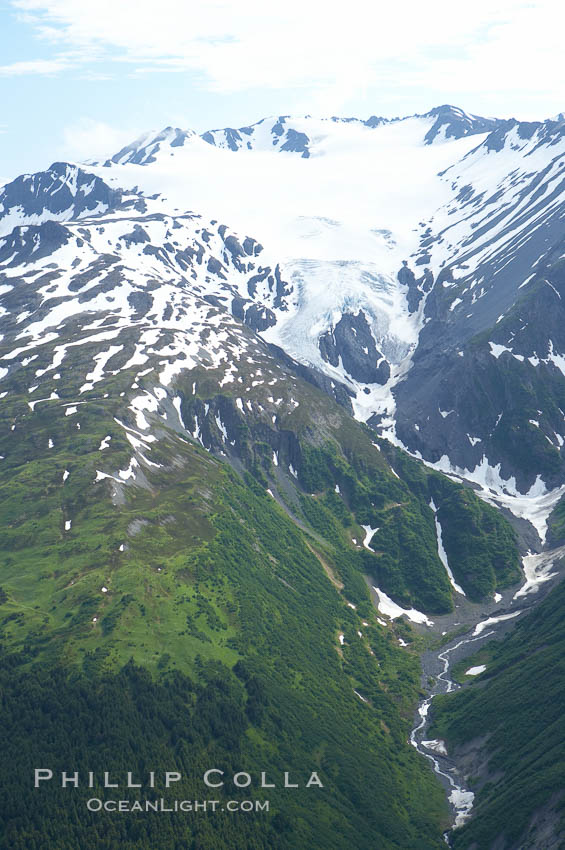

{"left": 422, "top": 105, "right": 503, "bottom": 145}
{"left": 267, "top": 343, "right": 354, "bottom": 412}
{"left": 244, "top": 264, "right": 290, "bottom": 309}
{"left": 395, "top": 257, "right": 565, "bottom": 492}
{"left": 397, "top": 260, "right": 427, "bottom": 312}
{"left": 121, "top": 225, "right": 150, "bottom": 246}
{"left": 230, "top": 296, "right": 276, "bottom": 332}
{"left": 319, "top": 310, "right": 390, "bottom": 384}
{"left": 279, "top": 129, "right": 310, "bottom": 158}
{"left": 0, "top": 220, "right": 70, "bottom": 264}
{"left": 244, "top": 303, "right": 276, "bottom": 332}
{"left": 222, "top": 128, "right": 244, "bottom": 151}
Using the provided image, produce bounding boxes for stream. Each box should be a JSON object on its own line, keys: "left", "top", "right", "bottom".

{"left": 410, "top": 625, "right": 498, "bottom": 842}
{"left": 408, "top": 543, "right": 565, "bottom": 844}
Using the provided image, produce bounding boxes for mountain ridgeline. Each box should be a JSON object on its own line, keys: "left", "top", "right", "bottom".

{"left": 0, "top": 105, "right": 564, "bottom": 848}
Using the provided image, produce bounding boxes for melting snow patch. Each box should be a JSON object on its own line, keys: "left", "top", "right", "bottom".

{"left": 98, "top": 436, "right": 111, "bottom": 450}
{"left": 64, "top": 520, "right": 71, "bottom": 531}
{"left": 465, "top": 665, "right": 486, "bottom": 676}
{"left": 48, "top": 438, "right": 54, "bottom": 449}
{"left": 354, "top": 690, "right": 368, "bottom": 703}
{"left": 63, "top": 470, "right": 69, "bottom": 482}
{"left": 422, "top": 739, "right": 447, "bottom": 755}
{"left": 361, "top": 524, "right": 379, "bottom": 550}
{"left": 215, "top": 413, "right": 228, "bottom": 441}
{"left": 472, "top": 610, "right": 522, "bottom": 636}
{"left": 338, "top": 633, "right": 345, "bottom": 645}
{"left": 425, "top": 455, "right": 565, "bottom": 544}
{"left": 129, "top": 393, "right": 158, "bottom": 430}
{"left": 172, "top": 396, "right": 187, "bottom": 429}
{"left": 372, "top": 586, "right": 434, "bottom": 626}
{"left": 489, "top": 342, "right": 512, "bottom": 358}
{"left": 95, "top": 469, "right": 122, "bottom": 484}
{"left": 493, "top": 592, "right": 502, "bottom": 603}
{"left": 101, "top": 586, "right": 108, "bottom": 593}
{"left": 119, "top": 458, "right": 139, "bottom": 481}
{"left": 65, "top": 406, "right": 77, "bottom": 416}
{"left": 514, "top": 547, "right": 564, "bottom": 599}
{"left": 429, "top": 499, "right": 466, "bottom": 595}
{"left": 79, "top": 344, "right": 124, "bottom": 393}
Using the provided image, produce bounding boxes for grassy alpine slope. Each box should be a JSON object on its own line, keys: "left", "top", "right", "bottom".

{"left": 0, "top": 341, "right": 449, "bottom": 849}
{"left": 0, "top": 309, "right": 522, "bottom": 848}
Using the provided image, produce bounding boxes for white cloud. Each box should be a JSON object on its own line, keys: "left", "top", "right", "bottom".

{"left": 61, "top": 118, "right": 143, "bottom": 162}
{"left": 8, "top": 0, "right": 565, "bottom": 115}
{"left": 0, "top": 56, "right": 70, "bottom": 76}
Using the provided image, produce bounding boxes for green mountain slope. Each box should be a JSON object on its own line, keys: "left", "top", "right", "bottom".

{"left": 0, "top": 293, "right": 522, "bottom": 848}
{"left": 430, "top": 575, "right": 565, "bottom": 850}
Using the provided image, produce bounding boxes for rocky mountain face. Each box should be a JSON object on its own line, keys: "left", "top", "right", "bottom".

{"left": 1, "top": 105, "right": 565, "bottom": 849}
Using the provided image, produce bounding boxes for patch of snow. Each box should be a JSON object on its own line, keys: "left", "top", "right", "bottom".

{"left": 429, "top": 499, "right": 466, "bottom": 595}
{"left": 372, "top": 586, "right": 434, "bottom": 626}
{"left": 422, "top": 739, "right": 447, "bottom": 755}
{"left": 472, "top": 610, "right": 522, "bottom": 637}
{"left": 361, "top": 524, "right": 379, "bottom": 550}
{"left": 465, "top": 665, "right": 486, "bottom": 676}
{"left": 514, "top": 546, "right": 565, "bottom": 599}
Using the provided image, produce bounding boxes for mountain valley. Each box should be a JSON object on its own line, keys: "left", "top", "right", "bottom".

{"left": 2, "top": 104, "right": 565, "bottom": 849}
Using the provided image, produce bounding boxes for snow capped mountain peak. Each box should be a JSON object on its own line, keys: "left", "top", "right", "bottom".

{"left": 4, "top": 104, "right": 565, "bottom": 535}
{"left": 107, "top": 126, "right": 197, "bottom": 166}
{"left": 102, "top": 106, "right": 500, "bottom": 170}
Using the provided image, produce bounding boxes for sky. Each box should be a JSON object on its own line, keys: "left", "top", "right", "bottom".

{"left": 0, "top": 0, "right": 564, "bottom": 182}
